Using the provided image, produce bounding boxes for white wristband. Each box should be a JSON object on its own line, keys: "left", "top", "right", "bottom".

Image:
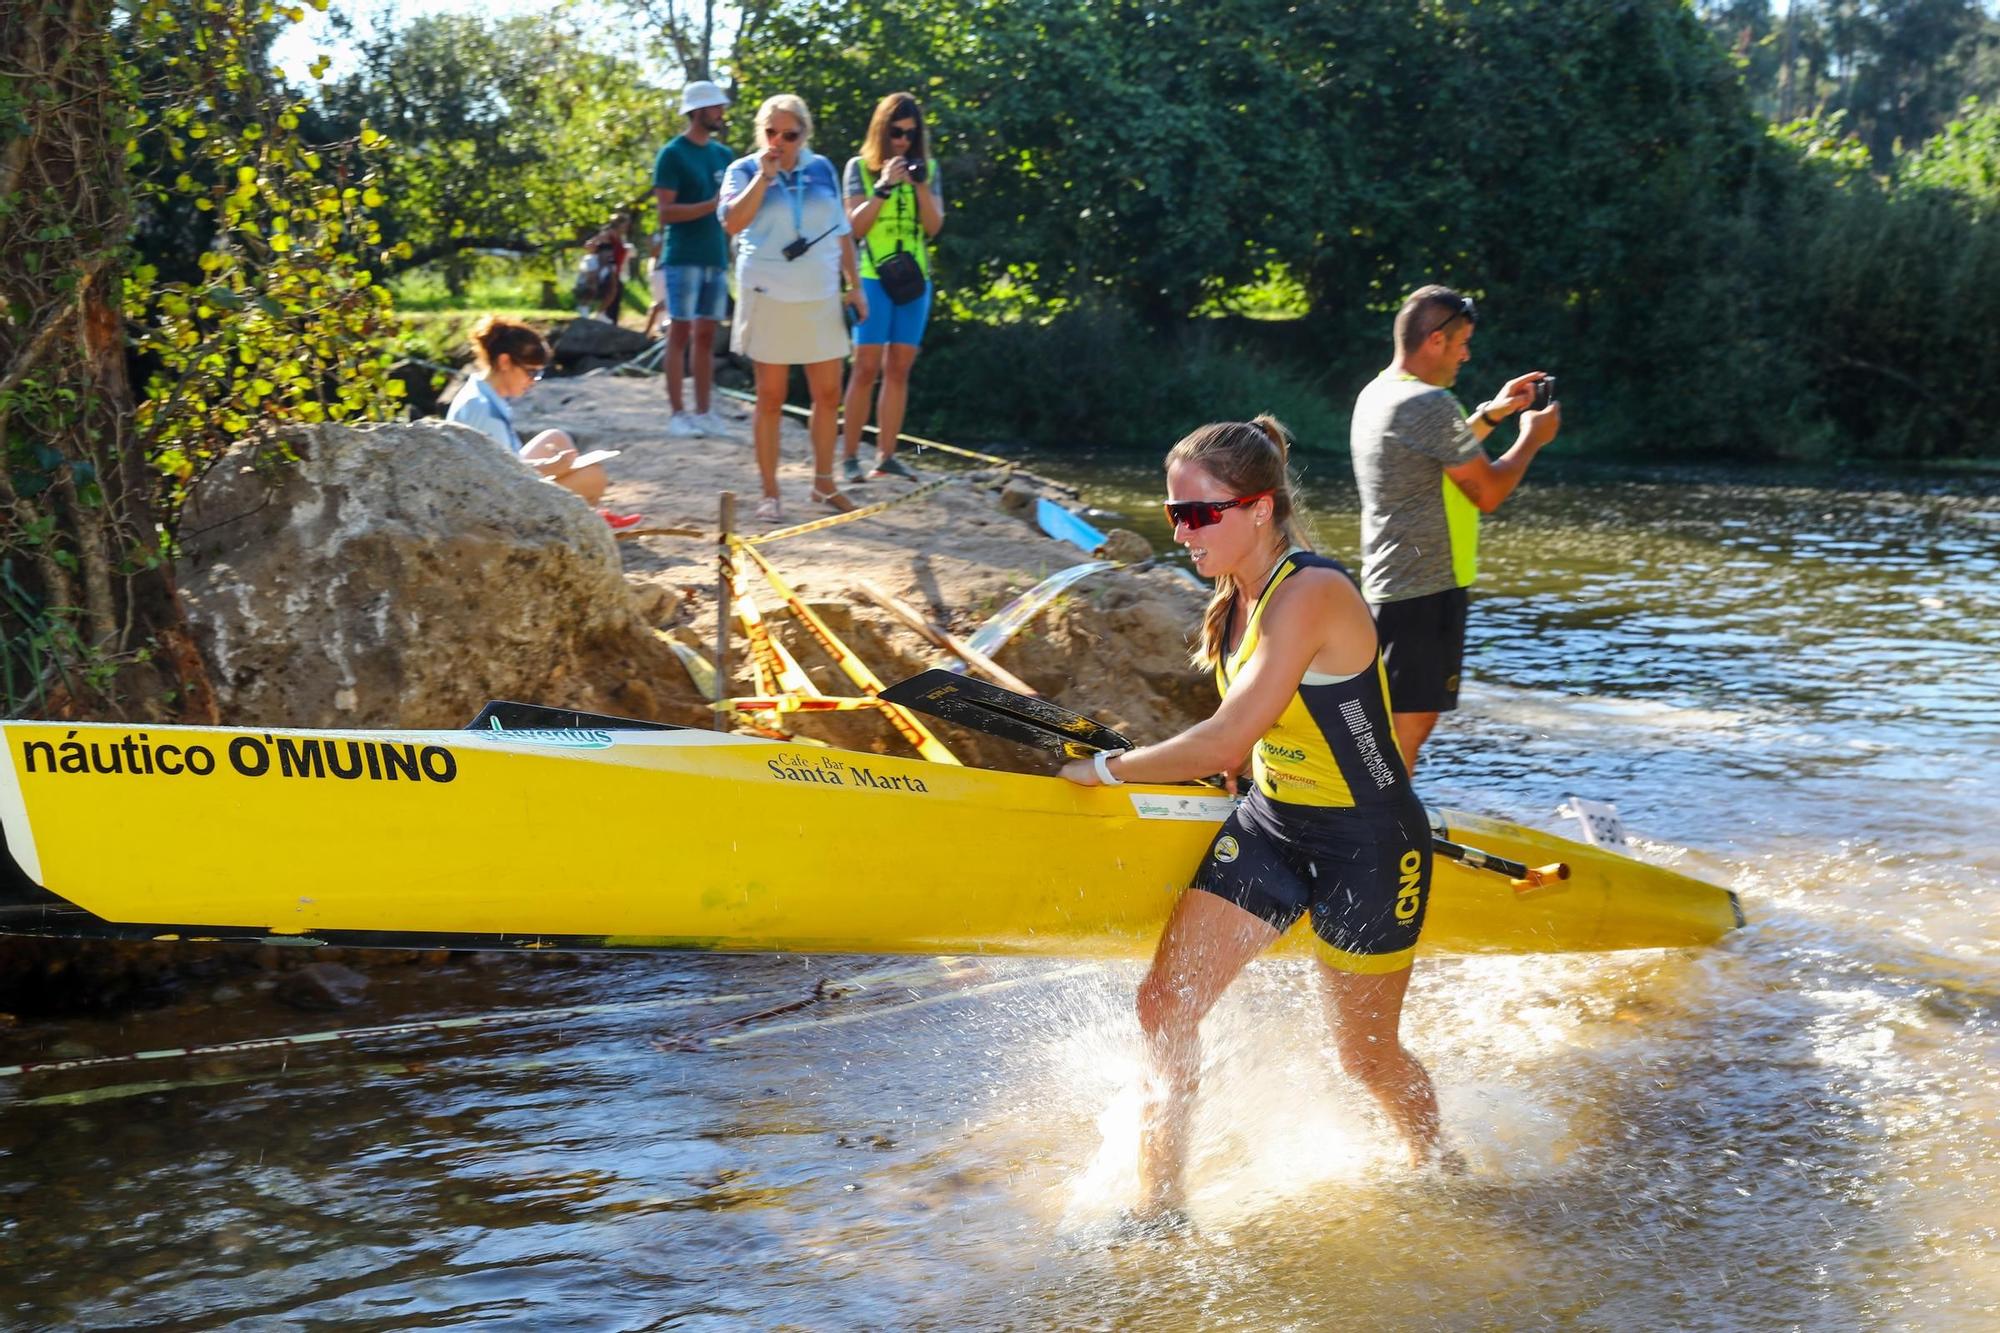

{"left": 1092, "top": 750, "right": 1124, "bottom": 786}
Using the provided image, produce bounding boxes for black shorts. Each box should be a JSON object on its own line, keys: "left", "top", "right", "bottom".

{"left": 1190, "top": 791, "right": 1431, "bottom": 974}
{"left": 1371, "top": 586, "right": 1469, "bottom": 713}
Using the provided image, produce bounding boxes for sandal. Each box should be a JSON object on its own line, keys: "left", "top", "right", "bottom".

{"left": 754, "top": 495, "right": 782, "bottom": 523}
{"left": 809, "top": 478, "right": 856, "bottom": 513}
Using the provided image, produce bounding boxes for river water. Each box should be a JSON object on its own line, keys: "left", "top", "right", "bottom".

{"left": 2, "top": 460, "right": 1996, "bottom": 1330}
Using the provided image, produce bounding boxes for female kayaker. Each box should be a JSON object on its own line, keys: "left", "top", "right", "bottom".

{"left": 1060, "top": 415, "right": 1447, "bottom": 1222}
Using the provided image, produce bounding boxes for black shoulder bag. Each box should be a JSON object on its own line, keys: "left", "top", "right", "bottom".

{"left": 869, "top": 182, "right": 929, "bottom": 306}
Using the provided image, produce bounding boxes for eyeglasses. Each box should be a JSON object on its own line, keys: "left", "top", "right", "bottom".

{"left": 528, "top": 365, "right": 548, "bottom": 382}
{"left": 764, "top": 127, "right": 801, "bottom": 142}
{"left": 1428, "top": 295, "right": 1477, "bottom": 341}
{"left": 1163, "top": 489, "right": 1273, "bottom": 531}
{"left": 889, "top": 124, "right": 916, "bottom": 140}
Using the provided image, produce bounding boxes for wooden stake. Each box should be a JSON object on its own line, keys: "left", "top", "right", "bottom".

{"left": 713, "top": 492, "right": 734, "bottom": 731}
{"left": 854, "top": 579, "right": 1039, "bottom": 697}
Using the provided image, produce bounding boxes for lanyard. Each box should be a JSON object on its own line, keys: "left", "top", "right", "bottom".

{"left": 777, "top": 160, "right": 808, "bottom": 237}
{"left": 775, "top": 161, "right": 842, "bottom": 255}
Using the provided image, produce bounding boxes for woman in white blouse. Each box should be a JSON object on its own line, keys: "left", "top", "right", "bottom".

{"left": 719, "top": 94, "right": 867, "bottom": 523}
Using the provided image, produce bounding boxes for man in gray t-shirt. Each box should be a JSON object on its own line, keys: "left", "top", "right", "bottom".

{"left": 1350, "top": 284, "right": 1562, "bottom": 769}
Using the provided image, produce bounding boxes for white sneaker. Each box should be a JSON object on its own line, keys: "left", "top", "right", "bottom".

{"left": 666, "top": 411, "right": 702, "bottom": 438}
{"left": 694, "top": 411, "right": 732, "bottom": 435}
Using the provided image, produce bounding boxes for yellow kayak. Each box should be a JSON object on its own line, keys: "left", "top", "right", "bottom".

{"left": 0, "top": 718, "right": 1740, "bottom": 956}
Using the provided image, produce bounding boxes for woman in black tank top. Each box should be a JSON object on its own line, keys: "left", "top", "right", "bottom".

{"left": 1060, "top": 417, "right": 1451, "bottom": 1229}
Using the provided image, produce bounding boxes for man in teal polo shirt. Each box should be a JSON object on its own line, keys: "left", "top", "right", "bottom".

{"left": 652, "top": 79, "right": 734, "bottom": 436}
{"left": 1350, "top": 285, "right": 1562, "bottom": 770}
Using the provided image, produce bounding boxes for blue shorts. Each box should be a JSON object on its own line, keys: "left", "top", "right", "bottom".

{"left": 663, "top": 265, "right": 728, "bottom": 322}
{"left": 853, "top": 275, "right": 932, "bottom": 347}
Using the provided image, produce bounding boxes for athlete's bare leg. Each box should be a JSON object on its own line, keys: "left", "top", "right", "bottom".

{"left": 1315, "top": 961, "right": 1446, "bottom": 1168}
{"left": 1134, "top": 889, "right": 1277, "bottom": 1216}
{"left": 751, "top": 360, "right": 788, "bottom": 498}
{"left": 689, "top": 319, "right": 717, "bottom": 414}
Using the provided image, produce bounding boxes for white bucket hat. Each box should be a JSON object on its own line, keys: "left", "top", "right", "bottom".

{"left": 680, "top": 80, "right": 730, "bottom": 114}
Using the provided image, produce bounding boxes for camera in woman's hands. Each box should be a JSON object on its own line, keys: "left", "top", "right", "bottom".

{"left": 1530, "top": 376, "right": 1557, "bottom": 411}
{"left": 905, "top": 159, "right": 928, "bottom": 183}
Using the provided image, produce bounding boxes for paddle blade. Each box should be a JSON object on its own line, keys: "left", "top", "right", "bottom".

{"left": 879, "top": 670, "right": 1133, "bottom": 759}
{"left": 954, "top": 559, "right": 1117, "bottom": 674}
{"left": 465, "top": 700, "right": 684, "bottom": 732}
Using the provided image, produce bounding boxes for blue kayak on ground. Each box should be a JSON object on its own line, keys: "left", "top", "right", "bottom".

{"left": 1036, "top": 497, "right": 1105, "bottom": 553}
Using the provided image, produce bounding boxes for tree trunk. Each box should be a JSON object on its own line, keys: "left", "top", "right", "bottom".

{"left": 0, "top": 0, "right": 216, "bottom": 722}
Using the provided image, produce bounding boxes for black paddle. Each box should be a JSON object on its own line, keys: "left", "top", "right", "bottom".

{"left": 876, "top": 671, "right": 1132, "bottom": 759}
{"left": 880, "top": 670, "right": 1568, "bottom": 891}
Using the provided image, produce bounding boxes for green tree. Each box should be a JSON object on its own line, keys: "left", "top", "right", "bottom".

{"left": 318, "top": 14, "right": 676, "bottom": 290}
{"left": 624, "top": 0, "right": 777, "bottom": 80}
{"left": 2, "top": 0, "right": 400, "bottom": 718}
{"left": 738, "top": 0, "right": 1339, "bottom": 323}
{"left": 1696, "top": 1, "right": 2000, "bottom": 161}
{"left": 1901, "top": 96, "right": 2000, "bottom": 203}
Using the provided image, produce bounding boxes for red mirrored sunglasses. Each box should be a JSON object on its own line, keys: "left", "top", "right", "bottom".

{"left": 1163, "top": 489, "right": 1272, "bottom": 531}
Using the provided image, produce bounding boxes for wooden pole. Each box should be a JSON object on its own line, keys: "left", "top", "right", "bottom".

{"left": 854, "top": 579, "right": 1039, "bottom": 697}
{"left": 713, "top": 492, "right": 734, "bottom": 730}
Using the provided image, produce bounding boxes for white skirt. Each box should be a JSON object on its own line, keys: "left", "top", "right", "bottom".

{"left": 733, "top": 286, "right": 848, "bottom": 365}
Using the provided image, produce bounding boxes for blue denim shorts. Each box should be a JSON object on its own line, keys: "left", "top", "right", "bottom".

{"left": 662, "top": 265, "right": 729, "bottom": 322}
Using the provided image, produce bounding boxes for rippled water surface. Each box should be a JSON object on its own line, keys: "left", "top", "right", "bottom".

{"left": 3, "top": 460, "right": 1996, "bottom": 1330}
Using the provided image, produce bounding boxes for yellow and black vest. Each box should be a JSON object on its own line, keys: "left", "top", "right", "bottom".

{"left": 1216, "top": 551, "right": 1413, "bottom": 810}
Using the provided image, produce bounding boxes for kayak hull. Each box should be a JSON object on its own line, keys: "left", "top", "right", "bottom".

{"left": 0, "top": 720, "right": 1741, "bottom": 957}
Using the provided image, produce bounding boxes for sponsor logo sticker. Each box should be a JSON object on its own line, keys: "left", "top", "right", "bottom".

{"left": 1213, "top": 835, "right": 1240, "bottom": 864}
{"left": 1128, "top": 793, "right": 1236, "bottom": 822}
{"left": 479, "top": 727, "right": 616, "bottom": 750}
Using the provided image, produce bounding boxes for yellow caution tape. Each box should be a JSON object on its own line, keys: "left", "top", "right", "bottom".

{"left": 747, "top": 474, "right": 954, "bottom": 545}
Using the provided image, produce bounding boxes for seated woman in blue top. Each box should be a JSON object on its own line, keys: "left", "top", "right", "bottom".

{"left": 719, "top": 94, "right": 867, "bottom": 524}
{"left": 445, "top": 316, "right": 640, "bottom": 531}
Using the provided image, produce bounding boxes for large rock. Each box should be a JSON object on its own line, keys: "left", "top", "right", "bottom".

{"left": 997, "top": 478, "right": 1040, "bottom": 516}
{"left": 552, "top": 318, "right": 654, "bottom": 368}
{"left": 177, "top": 421, "right": 687, "bottom": 728}
{"left": 1097, "top": 528, "right": 1154, "bottom": 564}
